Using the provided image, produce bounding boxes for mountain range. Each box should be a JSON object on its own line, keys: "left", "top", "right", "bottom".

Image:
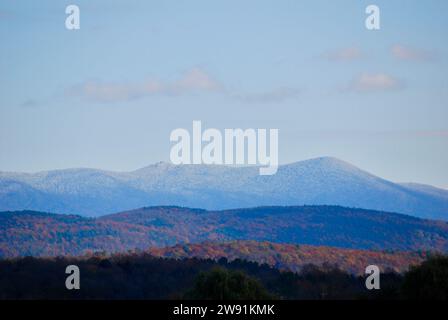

{"left": 1, "top": 157, "right": 447, "bottom": 220}
{"left": 1, "top": 205, "right": 448, "bottom": 258}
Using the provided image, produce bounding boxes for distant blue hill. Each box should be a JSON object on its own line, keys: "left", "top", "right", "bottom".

{"left": 1, "top": 157, "right": 447, "bottom": 220}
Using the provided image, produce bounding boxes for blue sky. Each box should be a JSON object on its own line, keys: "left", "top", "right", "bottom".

{"left": 1, "top": 0, "right": 447, "bottom": 188}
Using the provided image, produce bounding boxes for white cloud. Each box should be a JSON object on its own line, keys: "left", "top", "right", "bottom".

{"left": 349, "top": 73, "right": 403, "bottom": 92}
{"left": 171, "top": 68, "right": 221, "bottom": 93}
{"left": 67, "top": 67, "right": 301, "bottom": 104}
{"left": 67, "top": 68, "right": 222, "bottom": 103}
{"left": 391, "top": 44, "right": 433, "bottom": 61}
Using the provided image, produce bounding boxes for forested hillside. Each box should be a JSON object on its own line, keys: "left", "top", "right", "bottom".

{"left": 148, "top": 240, "right": 426, "bottom": 274}
{"left": 2, "top": 205, "right": 448, "bottom": 258}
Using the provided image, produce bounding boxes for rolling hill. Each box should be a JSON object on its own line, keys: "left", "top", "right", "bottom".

{"left": 1, "top": 157, "right": 447, "bottom": 219}
{"left": 1, "top": 205, "right": 448, "bottom": 258}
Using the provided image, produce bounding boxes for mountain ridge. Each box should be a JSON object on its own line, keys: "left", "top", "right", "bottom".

{"left": 1, "top": 157, "right": 447, "bottom": 219}
{"left": 2, "top": 205, "right": 448, "bottom": 257}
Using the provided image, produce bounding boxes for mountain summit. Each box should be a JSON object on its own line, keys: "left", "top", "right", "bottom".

{"left": 0, "top": 157, "right": 447, "bottom": 219}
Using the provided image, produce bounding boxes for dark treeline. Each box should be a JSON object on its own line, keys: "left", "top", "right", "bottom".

{"left": 0, "top": 253, "right": 447, "bottom": 300}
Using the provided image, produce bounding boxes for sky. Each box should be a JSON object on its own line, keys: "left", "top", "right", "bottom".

{"left": 0, "top": 0, "right": 447, "bottom": 188}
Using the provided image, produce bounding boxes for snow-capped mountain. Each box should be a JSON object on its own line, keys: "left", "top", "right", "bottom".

{"left": 1, "top": 157, "right": 447, "bottom": 219}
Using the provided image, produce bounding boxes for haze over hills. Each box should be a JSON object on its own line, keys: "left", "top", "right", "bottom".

{"left": 0, "top": 157, "right": 447, "bottom": 220}
{"left": 1, "top": 205, "right": 448, "bottom": 258}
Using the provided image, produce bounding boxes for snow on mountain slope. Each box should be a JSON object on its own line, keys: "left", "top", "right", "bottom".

{"left": 0, "top": 157, "right": 447, "bottom": 219}
{"left": 399, "top": 182, "right": 448, "bottom": 200}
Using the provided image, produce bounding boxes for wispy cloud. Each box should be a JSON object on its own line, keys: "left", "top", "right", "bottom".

{"left": 171, "top": 68, "right": 221, "bottom": 93}
{"left": 391, "top": 44, "right": 434, "bottom": 62}
{"left": 322, "top": 47, "right": 363, "bottom": 62}
{"left": 67, "top": 68, "right": 222, "bottom": 103}
{"left": 348, "top": 73, "right": 403, "bottom": 92}
{"left": 67, "top": 68, "right": 300, "bottom": 104}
